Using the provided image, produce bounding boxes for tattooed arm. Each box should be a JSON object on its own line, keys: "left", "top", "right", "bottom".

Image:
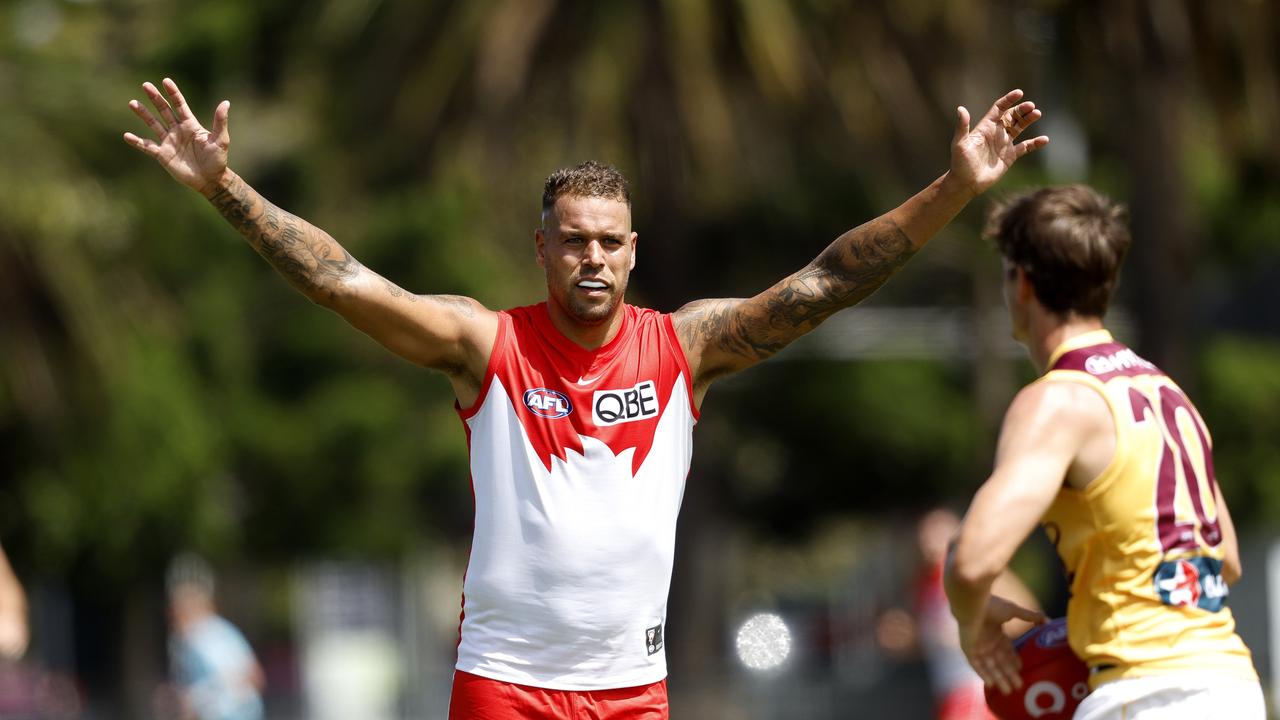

{"left": 673, "top": 89, "right": 1049, "bottom": 405}
{"left": 200, "top": 172, "right": 496, "bottom": 380}
{"left": 123, "top": 79, "right": 497, "bottom": 402}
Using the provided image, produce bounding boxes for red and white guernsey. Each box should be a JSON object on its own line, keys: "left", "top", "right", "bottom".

{"left": 455, "top": 302, "right": 699, "bottom": 690}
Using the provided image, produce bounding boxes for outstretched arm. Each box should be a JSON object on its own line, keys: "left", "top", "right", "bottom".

{"left": 123, "top": 79, "right": 496, "bottom": 401}
{"left": 673, "top": 90, "right": 1048, "bottom": 402}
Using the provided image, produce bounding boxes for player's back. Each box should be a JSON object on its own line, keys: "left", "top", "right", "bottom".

{"left": 1037, "top": 329, "right": 1256, "bottom": 689}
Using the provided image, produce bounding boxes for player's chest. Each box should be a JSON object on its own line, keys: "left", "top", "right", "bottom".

{"left": 512, "top": 358, "right": 667, "bottom": 432}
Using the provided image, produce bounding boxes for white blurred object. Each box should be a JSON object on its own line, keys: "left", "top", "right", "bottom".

{"left": 296, "top": 563, "right": 402, "bottom": 720}
{"left": 735, "top": 612, "right": 792, "bottom": 672}
{"left": 303, "top": 631, "right": 400, "bottom": 720}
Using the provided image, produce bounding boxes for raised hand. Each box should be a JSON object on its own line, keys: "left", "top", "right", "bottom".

{"left": 123, "top": 78, "right": 231, "bottom": 195}
{"left": 949, "top": 89, "right": 1049, "bottom": 197}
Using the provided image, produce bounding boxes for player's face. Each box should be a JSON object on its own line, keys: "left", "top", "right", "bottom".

{"left": 1002, "top": 258, "right": 1030, "bottom": 344}
{"left": 536, "top": 195, "right": 637, "bottom": 325}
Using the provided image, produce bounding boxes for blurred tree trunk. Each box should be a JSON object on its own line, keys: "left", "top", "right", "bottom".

{"left": 959, "top": 1, "right": 1021, "bottom": 476}
{"left": 122, "top": 585, "right": 163, "bottom": 718}
{"left": 627, "top": 10, "right": 728, "bottom": 707}
{"left": 1107, "top": 2, "right": 1196, "bottom": 385}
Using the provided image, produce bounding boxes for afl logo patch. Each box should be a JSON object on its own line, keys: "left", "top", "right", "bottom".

{"left": 1035, "top": 619, "right": 1069, "bottom": 649}
{"left": 523, "top": 388, "right": 572, "bottom": 418}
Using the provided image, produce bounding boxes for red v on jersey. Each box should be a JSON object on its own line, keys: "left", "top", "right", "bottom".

{"left": 459, "top": 302, "right": 699, "bottom": 476}
{"left": 453, "top": 302, "right": 699, "bottom": 689}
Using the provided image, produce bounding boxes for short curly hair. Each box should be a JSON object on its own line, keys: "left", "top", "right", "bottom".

{"left": 541, "top": 161, "right": 631, "bottom": 220}
{"left": 987, "top": 185, "right": 1131, "bottom": 317}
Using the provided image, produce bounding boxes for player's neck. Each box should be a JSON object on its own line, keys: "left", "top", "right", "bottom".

{"left": 545, "top": 300, "right": 627, "bottom": 350}
{"left": 1029, "top": 313, "right": 1105, "bottom": 374}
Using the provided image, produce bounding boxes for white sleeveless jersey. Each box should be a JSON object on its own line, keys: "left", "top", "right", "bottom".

{"left": 454, "top": 302, "right": 698, "bottom": 690}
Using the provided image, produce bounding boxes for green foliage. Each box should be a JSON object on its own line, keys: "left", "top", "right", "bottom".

{"left": 1197, "top": 337, "right": 1280, "bottom": 528}
{"left": 711, "top": 358, "right": 983, "bottom": 536}
{"left": 1, "top": 0, "right": 1277, "bottom": 589}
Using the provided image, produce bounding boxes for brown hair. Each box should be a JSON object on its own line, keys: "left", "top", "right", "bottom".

{"left": 987, "top": 185, "right": 1131, "bottom": 317}
{"left": 541, "top": 161, "right": 631, "bottom": 217}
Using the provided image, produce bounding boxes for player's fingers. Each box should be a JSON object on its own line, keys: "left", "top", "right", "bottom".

{"left": 993, "top": 644, "right": 1024, "bottom": 689}
{"left": 162, "top": 78, "right": 195, "bottom": 122}
{"left": 971, "top": 659, "right": 998, "bottom": 690}
{"left": 1002, "top": 103, "right": 1036, "bottom": 137}
{"left": 122, "top": 131, "right": 162, "bottom": 157}
{"left": 128, "top": 99, "right": 168, "bottom": 136}
{"left": 142, "top": 81, "right": 178, "bottom": 127}
{"left": 990, "top": 88, "right": 1025, "bottom": 116}
{"left": 210, "top": 100, "right": 231, "bottom": 146}
{"left": 983, "top": 656, "right": 1014, "bottom": 695}
{"left": 1016, "top": 136, "right": 1050, "bottom": 158}
{"left": 953, "top": 106, "right": 970, "bottom": 144}
{"left": 1005, "top": 602, "right": 1048, "bottom": 624}
{"left": 1014, "top": 108, "right": 1043, "bottom": 138}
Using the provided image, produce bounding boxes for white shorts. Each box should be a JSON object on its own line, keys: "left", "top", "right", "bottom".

{"left": 1073, "top": 672, "right": 1264, "bottom": 720}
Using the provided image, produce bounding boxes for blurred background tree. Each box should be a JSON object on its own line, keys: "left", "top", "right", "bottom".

{"left": 1, "top": 0, "right": 1277, "bottom": 715}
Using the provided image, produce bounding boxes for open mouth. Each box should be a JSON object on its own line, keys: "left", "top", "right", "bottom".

{"left": 577, "top": 279, "right": 608, "bottom": 292}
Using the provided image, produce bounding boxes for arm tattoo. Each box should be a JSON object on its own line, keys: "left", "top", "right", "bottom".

{"left": 378, "top": 278, "right": 481, "bottom": 320}
{"left": 381, "top": 276, "right": 418, "bottom": 302}
{"left": 678, "top": 217, "right": 915, "bottom": 365}
{"left": 775, "top": 217, "right": 915, "bottom": 326}
{"left": 427, "top": 294, "right": 477, "bottom": 318}
{"left": 206, "top": 174, "right": 362, "bottom": 301}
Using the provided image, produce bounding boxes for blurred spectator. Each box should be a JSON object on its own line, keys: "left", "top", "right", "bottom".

{"left": 0, "top": 542, "right": 29, "bottom": 660}
{"left": 161, "top": 555, "right": 265, "bottom": 720}
{"left": 878, "top": 508, "right": 1040, "bottom": 720}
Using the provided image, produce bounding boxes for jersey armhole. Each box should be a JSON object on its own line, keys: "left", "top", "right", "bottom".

{"left": 1037, "top": 370, "right": 1127, "bottom": 500}
{"left": 662, "top": 313, "right": 700, "bottom": 421}
{"left": 456, "top": 312, "right": 511, "bottom": 421}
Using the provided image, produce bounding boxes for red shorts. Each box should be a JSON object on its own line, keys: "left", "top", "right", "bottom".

{"left": 448, "top": 670, "right": 669, "bottom": 720}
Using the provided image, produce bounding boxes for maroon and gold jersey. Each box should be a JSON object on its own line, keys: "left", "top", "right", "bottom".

{"left": 1038, "top": 330, "right": 1255, "bottom": 688}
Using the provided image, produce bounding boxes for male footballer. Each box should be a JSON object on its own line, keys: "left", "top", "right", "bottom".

{"left": 945, "top": 185, "right": 1262, "bottom": 719}
{"left": 125, "top": 77, "right": 1046, "bottom": 719}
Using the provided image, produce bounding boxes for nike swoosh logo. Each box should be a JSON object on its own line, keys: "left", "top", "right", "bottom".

{"left": 577, "top": 376, "right": 600, "bottom": 385}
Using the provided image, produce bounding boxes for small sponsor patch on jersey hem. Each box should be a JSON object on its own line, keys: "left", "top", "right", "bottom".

{"left": 646, "top": 624, "right": 664, "bottom": 656}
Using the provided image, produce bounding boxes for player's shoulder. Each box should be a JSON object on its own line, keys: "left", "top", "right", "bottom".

{"left": 502, "top": 301, "right": 542, "bottom": 320}
{"left": 629, "top": 303, "right": 665, "bottom": 323}
{"left": 667, "top": 297, "right": 743, "bottom": 342}
{"left": 1007, "top": 377, "right": 1110, "bottom": 431}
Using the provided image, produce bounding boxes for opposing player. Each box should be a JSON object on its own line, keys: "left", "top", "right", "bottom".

{"left": 913, "top": 509, "right": 1040, "bottom": 720}
{"left": 124, "top": 77, "right": 1047, "bottom": 718}
{"left": 945, "top": 185, "right": 1263, "bottom": 718}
